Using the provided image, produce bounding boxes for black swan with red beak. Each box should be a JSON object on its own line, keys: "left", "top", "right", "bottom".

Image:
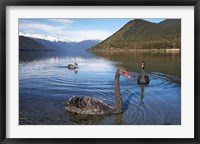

{"left": 65, "top": 67, "right": 130, "bottom": 115}
{"left": 137, "top": 61, "right": 150, "bottom": 85}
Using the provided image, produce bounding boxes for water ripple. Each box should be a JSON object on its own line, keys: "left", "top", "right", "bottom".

{"left": 19, "top": 57, "right": 181, "bottom": 125}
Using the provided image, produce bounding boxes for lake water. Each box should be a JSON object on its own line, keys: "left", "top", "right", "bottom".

{"left": 19, "top": 51, "right": 181, "bottom": 125}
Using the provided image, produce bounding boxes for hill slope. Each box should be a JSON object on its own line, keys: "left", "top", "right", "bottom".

{"left": 19, "top": 36, "right": 51, "bottom": 51}
{"left": 90, "top": 19, "right": 181, "bottom": 51}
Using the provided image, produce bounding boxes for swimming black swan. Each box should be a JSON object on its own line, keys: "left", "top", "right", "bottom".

{"left": 67, "top": 63, "right": 78, "bottom": 69}
{"left": 64, "top": 67, "right": 130, "bottom": 115}
{"left": 137, "top": 61, "right": 150, "bottom": 84}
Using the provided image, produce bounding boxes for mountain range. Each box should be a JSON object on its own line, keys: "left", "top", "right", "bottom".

{"left": 90, "top": 19, "right": 181, "bottom": 51}
{"left": 19, "top": 33, "right": 75, "bottom": 42}
{"left": 19, "top": 36, "right": 100, "bottom": 51}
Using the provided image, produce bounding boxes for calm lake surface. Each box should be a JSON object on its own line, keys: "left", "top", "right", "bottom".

{"left": 19, "top": 50, "right": 181, "bottom": 125}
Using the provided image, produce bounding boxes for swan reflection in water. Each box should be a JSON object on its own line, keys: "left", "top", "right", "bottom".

{"left": 74, "top": 68, "right": 78, "bottom": 74}
{"left": 64, "top": 111, "right": 123, "bottom": 125}
{"left": 67, "top": 67, "right": 78, "bottom": 74}
{"left": 64, "top": 111, "right": 106, "bottom": 125}
{"left": 140, "top": 84, "right": 145, "bottom": 104}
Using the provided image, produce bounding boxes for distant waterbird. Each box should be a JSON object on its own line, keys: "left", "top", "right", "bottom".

{"left": 67, "top": 63, "right": 78, "bottom": 69}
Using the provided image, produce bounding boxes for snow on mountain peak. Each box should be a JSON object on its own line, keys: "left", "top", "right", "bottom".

{"left": 19, "top": 33, "right": 72, "bottom": 42}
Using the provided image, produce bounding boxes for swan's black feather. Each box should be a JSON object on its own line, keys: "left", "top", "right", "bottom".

{"left": 137, "top": 74, "right": 150, "bottom": 84}
{"left": 65, "top": 96, "right": 115, "bottom": 115}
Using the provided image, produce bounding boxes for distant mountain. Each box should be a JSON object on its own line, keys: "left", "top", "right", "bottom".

{"left": 90, "top": 19, "right": 181, "bottom": 51}
{"left": 19, "top": 36, "right": 52, "bottom": 51}
{"left": 70, "top": 40, "right": 101, "bottom": 51}
{"left": 33, "top": 38, "right": 76, "bottom": 50}
{"left": 19, "top": 36, "right": 100, "bottom": 51}
{"left": 19, "top": 33, "right": 72, "bottom": 42}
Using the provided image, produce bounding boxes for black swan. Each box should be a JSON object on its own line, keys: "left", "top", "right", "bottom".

{"left": 67, "top": 63, "right": 78, "bottom": 69}
{"left": 137, "top": 61, "right": 150, "bottom": 84}
{"left": 64, "top": 67, "right": 130, "bottom": 115}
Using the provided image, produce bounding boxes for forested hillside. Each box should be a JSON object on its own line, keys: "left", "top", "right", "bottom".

{"left": 91, "top": 19, "right": 181, "bottom": 51}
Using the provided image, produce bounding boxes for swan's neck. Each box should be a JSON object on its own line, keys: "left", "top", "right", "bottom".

{"left": 114, "top": 69, "right": 123, "bottom": 113}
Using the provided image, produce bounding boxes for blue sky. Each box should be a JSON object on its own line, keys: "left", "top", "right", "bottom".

{"left": 19, "top": 18, "right": 165, "bottom": 41}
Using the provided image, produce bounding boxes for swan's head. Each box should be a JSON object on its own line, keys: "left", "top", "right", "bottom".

{"left": 74, "top": 63, "right": 78, "bottom": 66}
{"left": 119, "top": 67, "right": 131, "bottom": 78}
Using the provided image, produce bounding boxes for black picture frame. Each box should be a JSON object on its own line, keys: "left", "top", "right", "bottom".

{"left": 0, "top": 0, "right": 199, "bottom": 144}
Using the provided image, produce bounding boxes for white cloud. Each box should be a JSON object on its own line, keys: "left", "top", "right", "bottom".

{"left": 47, "top": 19, "right": 74, "bottom": 24}
{"left": 19, "top": 20, "right": 113, "bottom": 41}
{"left": 63, "top": 30, "right": 112, "bottom": 41}
{"left": 19, "top": 23, "right": 65, "bottom": 34}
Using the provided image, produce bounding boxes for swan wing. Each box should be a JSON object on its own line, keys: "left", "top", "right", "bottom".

{"left": 65, "top": 96, "right": 115, "bottom": 115}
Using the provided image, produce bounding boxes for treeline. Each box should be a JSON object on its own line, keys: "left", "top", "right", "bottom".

{"left": 95, "top": 36, "right": 181, "bottom": 49}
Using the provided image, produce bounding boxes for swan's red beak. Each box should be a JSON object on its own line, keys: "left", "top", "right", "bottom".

{"left": 124, "top": 71, "right": 131, "bottom": 78}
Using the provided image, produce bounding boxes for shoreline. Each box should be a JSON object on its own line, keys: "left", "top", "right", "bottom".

{"left": 90, "top": 48, "right": 181, "bottom": 54}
